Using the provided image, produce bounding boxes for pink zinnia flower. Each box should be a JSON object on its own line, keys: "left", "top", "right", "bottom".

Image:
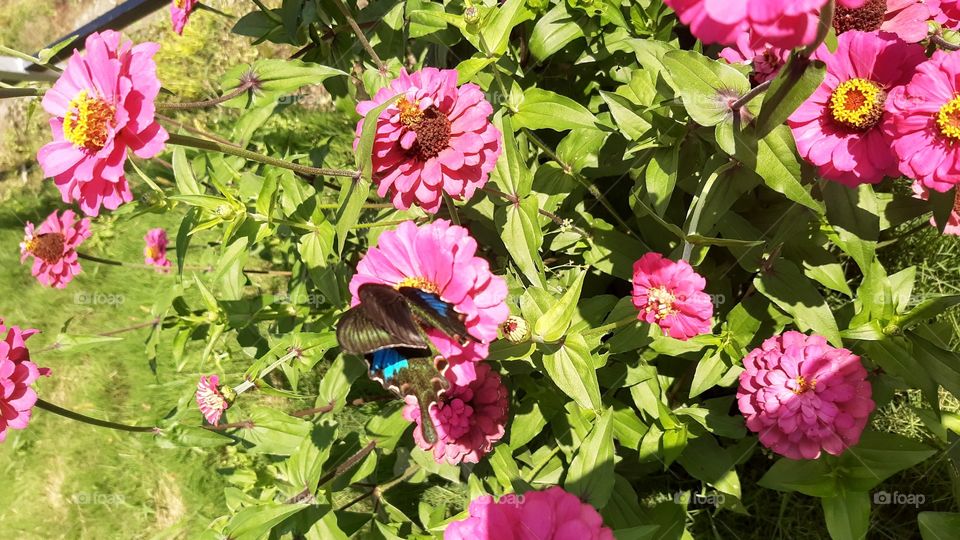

{"left": 911, "top": 180, "right": 960, "bottom": 235}
{"left": 348, "top": 220, "right": 508, "bottom": 378}
{"left": 719, "top": 32, "right": 789, "bottom": 84}
{"left": 887, "top": 50, "right": 960, "bottom": 192}
{"left": 170, "top": 0, "right": 197, "bottom": 34}
{"left": 37, "top": 31, "right": 168, "bottom": 217}
{"left": 932, "top": 0, "right": 960, "bottom": 28}
{"left": 0, "top": 319, "right": 43, "bottom": 443}
{"left": 195, "top": 375, "right": 230, "bottom": 426}
{"left": 788, "top": 31, "right": 925, "bottom": 186}
{"left": 663, "top": 0, "right": 826, "bottom": 49}
{"left": 143, "top": 228, "right": 171, "bottom": 270}
{"left": 403, "top": 362, "right": 508, "bottom": 464}
{"left": 19, "top": 210, "right": 92, "bottom": 289}
{"left": 834, "top": 0, "right": 934, "bottom": 42}
{"left": 445, "top": 486, "right": 615, "bottom": 540}
{"left": 353, "top": 68, "right": 502, "bottom": 214}
{"left": 738, "top": 331, "right": 875, "bottom": 460}
{"left": 632, "top": 253, "right": 713, "bottom": 341}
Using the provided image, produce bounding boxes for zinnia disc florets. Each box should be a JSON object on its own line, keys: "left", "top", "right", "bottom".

{"left": 936, "top": 96, "right": 960, "bottom": 142}
{"left": 830, "top": 78, "right": 886, "bottom": 131}
{"left": 62, "top": 90, "right": 116, "bottom": 151}
{"left": 833, "top": 0, "right": 887, "bottom": 34}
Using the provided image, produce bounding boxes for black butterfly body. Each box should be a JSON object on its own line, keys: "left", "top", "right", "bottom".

{"left": 336, "top": 283, "right": 475, "bottom": 444}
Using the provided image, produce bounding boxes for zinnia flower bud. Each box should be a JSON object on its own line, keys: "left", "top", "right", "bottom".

{"left": 500, "top": 316, "right": 531, "bottom": 343}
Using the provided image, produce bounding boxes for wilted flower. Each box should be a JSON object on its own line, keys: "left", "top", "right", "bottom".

{"left": 0, "top": 319, "right": 43, "bottom": 443}
{"left": 143, "top": 228, "right": 171, "bottom": 270}
{"left": 404, "top": 362, "right": 508, "bottom": 464}
{"left": 353, "top": 68, "right": 502, "bottom": 214}
{"left": 788, "top": 31, "right": 925, "bottom": 186}
{"left": 719, "top": 31, "right": 789, "bottom": 84}
{"left": 444, "top": 486, "right": 615, "bottom": 540}
{"left": 170, "top": 0, "right": 197, "bottom": 34}
{"left": 20, "top": 210, "right": 92, "bottom": 289}
{"left": 886, "top": 49, "right": 960, "bottom": 192}
{"left": 195, "top": 375, "right": 231, "bottom": 426}
{"left": 632, "top": 253, "right": 713, "bottom": 341}
{"left": 349, "top": 220, "right": 508, "bottom": 379}
{"left": 738, "top": 331, "right": 875, "bottom": 460}
{"left": 37, "top": 31, "right": 168, "bottom": 216}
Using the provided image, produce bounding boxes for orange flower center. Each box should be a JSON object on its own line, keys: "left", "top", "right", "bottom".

{"left": 175, "top": 0, "right": 187, "bottom": 7}
{"left": 830, "top": 78, "right": 885, "bottom": 131}
{"left": 147, "top": 245, "right": 163, "bottom": 260}
{"left": 645, "top": 286, "right": 677, "bottom": 321}
{"left": 26, "top": 232, "right": 66, "bottom": 264}
{"left": 936, "top": 96, "right": 960, "bottom": 143}
{"left": 395, "top": 97, "right": 451, "bottom": 160}
{"left": 397, "top": 276, "right": 440, "bottom": 294}
{"left": 63, "top": 90, "right": 115, "bottom": 151}
{"left": 793, "top": 375, "right": 818, "bottom": 395}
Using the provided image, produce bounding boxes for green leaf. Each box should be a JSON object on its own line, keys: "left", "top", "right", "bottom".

{"left": 221, "top": 59, "right": 346, "bottom": 108}
{"left": 897, "top": 295, "right": 960, "bottom": 331}
{"left": 489, "top": 444, "right": 527, "bottom": 493}
{"left": 514, "top": 87, "right": 605, "bottom": 132}
{"left": 644, "top": 146, "right": 679, "bottom": 216}
{"left": 661, "top": 49, "right": 750, "bottom": 127}
{"left": 48, "top": 333, "right": 123, "bottom": 353}
{"left": 822, "top": 491, "right": 870, "bottom": 540}
{"left": 754, "top": 258, "right": 842, "bottom": 347}
{"left": 600, "top": 91, "right": 652, "bottom": 141}
{"left": 758, "top": 458, "right": 837, "bottom": 497}
{"left": 480, "top": 0, "right": 530, "bottom": 56}
{"left": 734, "top": 125, "right": 823, "bottom": 213}
{"left": 909, "top": 331, "right": 960, "bottom": 401}
{"left": 491, "top": 113, "right": 533, "bottom": 196}
{"left": 566, "top": 407, "right": 615, "bottom": 508}
{"left": 919, "top": 512, "right": 960, "bottom": 540}
{"left": 501, "top": 197, "right": 546, "bottom": 287}
{"left": 824, "top": 183, "right": 879, "bottom": 273}
{"left": 224, "top": 502, "right": 309, "bottom": 540}
{"left": 239, "top": 408, "right": 312, "bottom": 456}
{"left": 689, "top": 348, "right": 727, "bottom": 398}
{"left": 836, "top": 430, "right": 935, "bottom": 491}
{"left": 176, "top": 207, "right": 199, "bottom": 277}
{"left": 173, "top": 146, "right": 201, "bottom": 196}
{"left": 528, "top": 4, "right": 584, "bottom": 62}
{"left": 755, "top": 55, "right": 826, "bottom": 138}
{"left": 540, "top": 334, "right": 602, "bottom": 410}
{"left": 317, "top": 355, "right": 367, "bottom": 413}
{"left": 534, "top": 270, "right": 586, "bottom": 341}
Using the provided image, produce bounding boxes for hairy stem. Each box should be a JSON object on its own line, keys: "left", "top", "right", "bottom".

{"left": 330, "top": 0, "right": 387, "bottom": 73}
{"left": 156, "top": 82, "right": 254, "bottom": 111}
{"left": 35, "top": 399, "right": 156, "bottom": 433}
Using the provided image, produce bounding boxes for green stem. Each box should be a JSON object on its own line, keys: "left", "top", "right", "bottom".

{"left": 730, "top": 79, "right": 771, "bottom": 113}
{"left": 351, "top": 218, "right": 417, "bottom": 229}
{"left": 156, "top": 82, "right": 253, "bottom": 111}
{"left": 443, "top": 192, "right": 461, "bottom": 226}
{"left": 156, "top": 114, "right": 240, "bottom": 148}
{"left": 38, "top": 318, "right": 166, "bottom": 354}
{"left": 233, "top": 349, "right": 300, "bottom": 394}
{"left": 336, "top": 463, "right": 420, "bottom": 511}
{"left": 582, "top": 315, "right": 637, "bottom": 339}
{"left": 801, "top": 0, "right": 835, "bottom": 59}
{"left": 250, "top": 0, "right": 282, "bottom": 22}
{"left": 194, "top": 1, "right": 234, "bottom": 18}
{"left": 315, "top": 440, "right": 379, "bottom": 491}
{"left": 681, "top": 162, "right": 732, "bottom": 261}
{"left": 35, "top": 398, "right": 156, "bottom": 433}
{"left": 482, "top": 186, "right": 591, "bottom": 239}
{"left": 931, "top": 34, "right": 960, "bottom": 51}
{"left": 330, "top": 0, "right": 387, "bottom": 72}
{"left": 77, "top": 252, "right": 291, "bottom": 275}
{"left": 167, "top": 133, "right": 359, "bottom": 178}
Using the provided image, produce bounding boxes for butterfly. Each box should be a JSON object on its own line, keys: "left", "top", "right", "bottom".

{"left": 336, "top": 283, "right": 476, "bottom": 444}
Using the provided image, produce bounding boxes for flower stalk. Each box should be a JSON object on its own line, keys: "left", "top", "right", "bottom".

{"left": 35, "top": 398, "right": 156, "bottom": 433}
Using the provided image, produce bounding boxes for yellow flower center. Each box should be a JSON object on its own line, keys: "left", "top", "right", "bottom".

{"left": 397, "top": 277, "right": 440, "bottom": 294}
{"left": 63, "top": 90, "right": 115, "bottom": 151}
{"left": 937, "top": 96, "right": 960, "bottom": 143}
{"left": 793, "top": 375, "right": 818, "bottom": 395}
{"left": 175, "top": 0, "right": 186, "bottom": 7}
{"left": 25, "top": 232, "right": 66, "bottom": 264}
{"left": 829, "top": 78, "right": 885, "bottom": 131}
{"left": 645, "top": 286, "right": 677, "bottom": 321}
{"left": 147, "top": 245, "right": 163, "bottom": 260}
{"left": 397, "top": 97, "right": 424, "bottom": 128}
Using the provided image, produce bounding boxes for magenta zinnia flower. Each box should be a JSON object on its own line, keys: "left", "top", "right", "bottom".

{"left": 354, "top": 68, "right": 502, "bottom": 213}
{"left": 37, "top": 31, "right": 168, "bottom": 217}
{"left": 170, "top": 0, "right": 197, "bottom": 34}
{"left": 788, "top": 31, "right": 925, "bottom": 186}
{"left": 835, "top": 0, "right": 934, "bottom": 42}
{"left": 444, "top": 486, "right": 615, "bottom": 540}
{"left": 663, "top": 0, "right": 826, "bottom": 49}
{"left": 911, "top": 180, "right": 960, "bottom": 235}
{"left": 886, "top": 50, "right": 960, "bottom": 192}
{"left": 195, "top": 375, "right": 230, "bottom": 426}
{"left": 144, "top": 228, "right": 171, "bottom": 270}
{"left": 719, "top": 32, "right": 789, "bottom": 84}
{"left": 20, "top": 210, "right": 92, "bottom": 289}
{"left": 632, "top": 253, "right": 713, "bottom": 341}
{"left": 403, "top": 362, "right": 508, "bottom": 464}
{"left": 932, "top": 0, "right": 960, "bottom": 28}
{"left": 738, "top": 331, "right": 875, "bottom": 460}
{"left": 349, "top": 220, "right": 509, "bottom": 378}
{"left": 0, "top": 320, "right": 43, "bottom": 443}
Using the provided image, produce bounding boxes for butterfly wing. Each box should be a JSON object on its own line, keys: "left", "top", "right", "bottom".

{"left": 399, "top": 287, "right": 475, "bottom": 345}
{"left": 337, "top": 284, "right": 431, "bottom": 355}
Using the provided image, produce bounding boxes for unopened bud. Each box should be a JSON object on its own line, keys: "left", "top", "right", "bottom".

{"left": 464, "top": 6, "right": 480, "bottom": 25}
{"left": 500, "top": 316, "right": 531, "bottom": 343}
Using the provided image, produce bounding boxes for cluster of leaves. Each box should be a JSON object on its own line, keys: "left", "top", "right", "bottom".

{"left": 133, "top": 0, "right": 960, "bottom": 538}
